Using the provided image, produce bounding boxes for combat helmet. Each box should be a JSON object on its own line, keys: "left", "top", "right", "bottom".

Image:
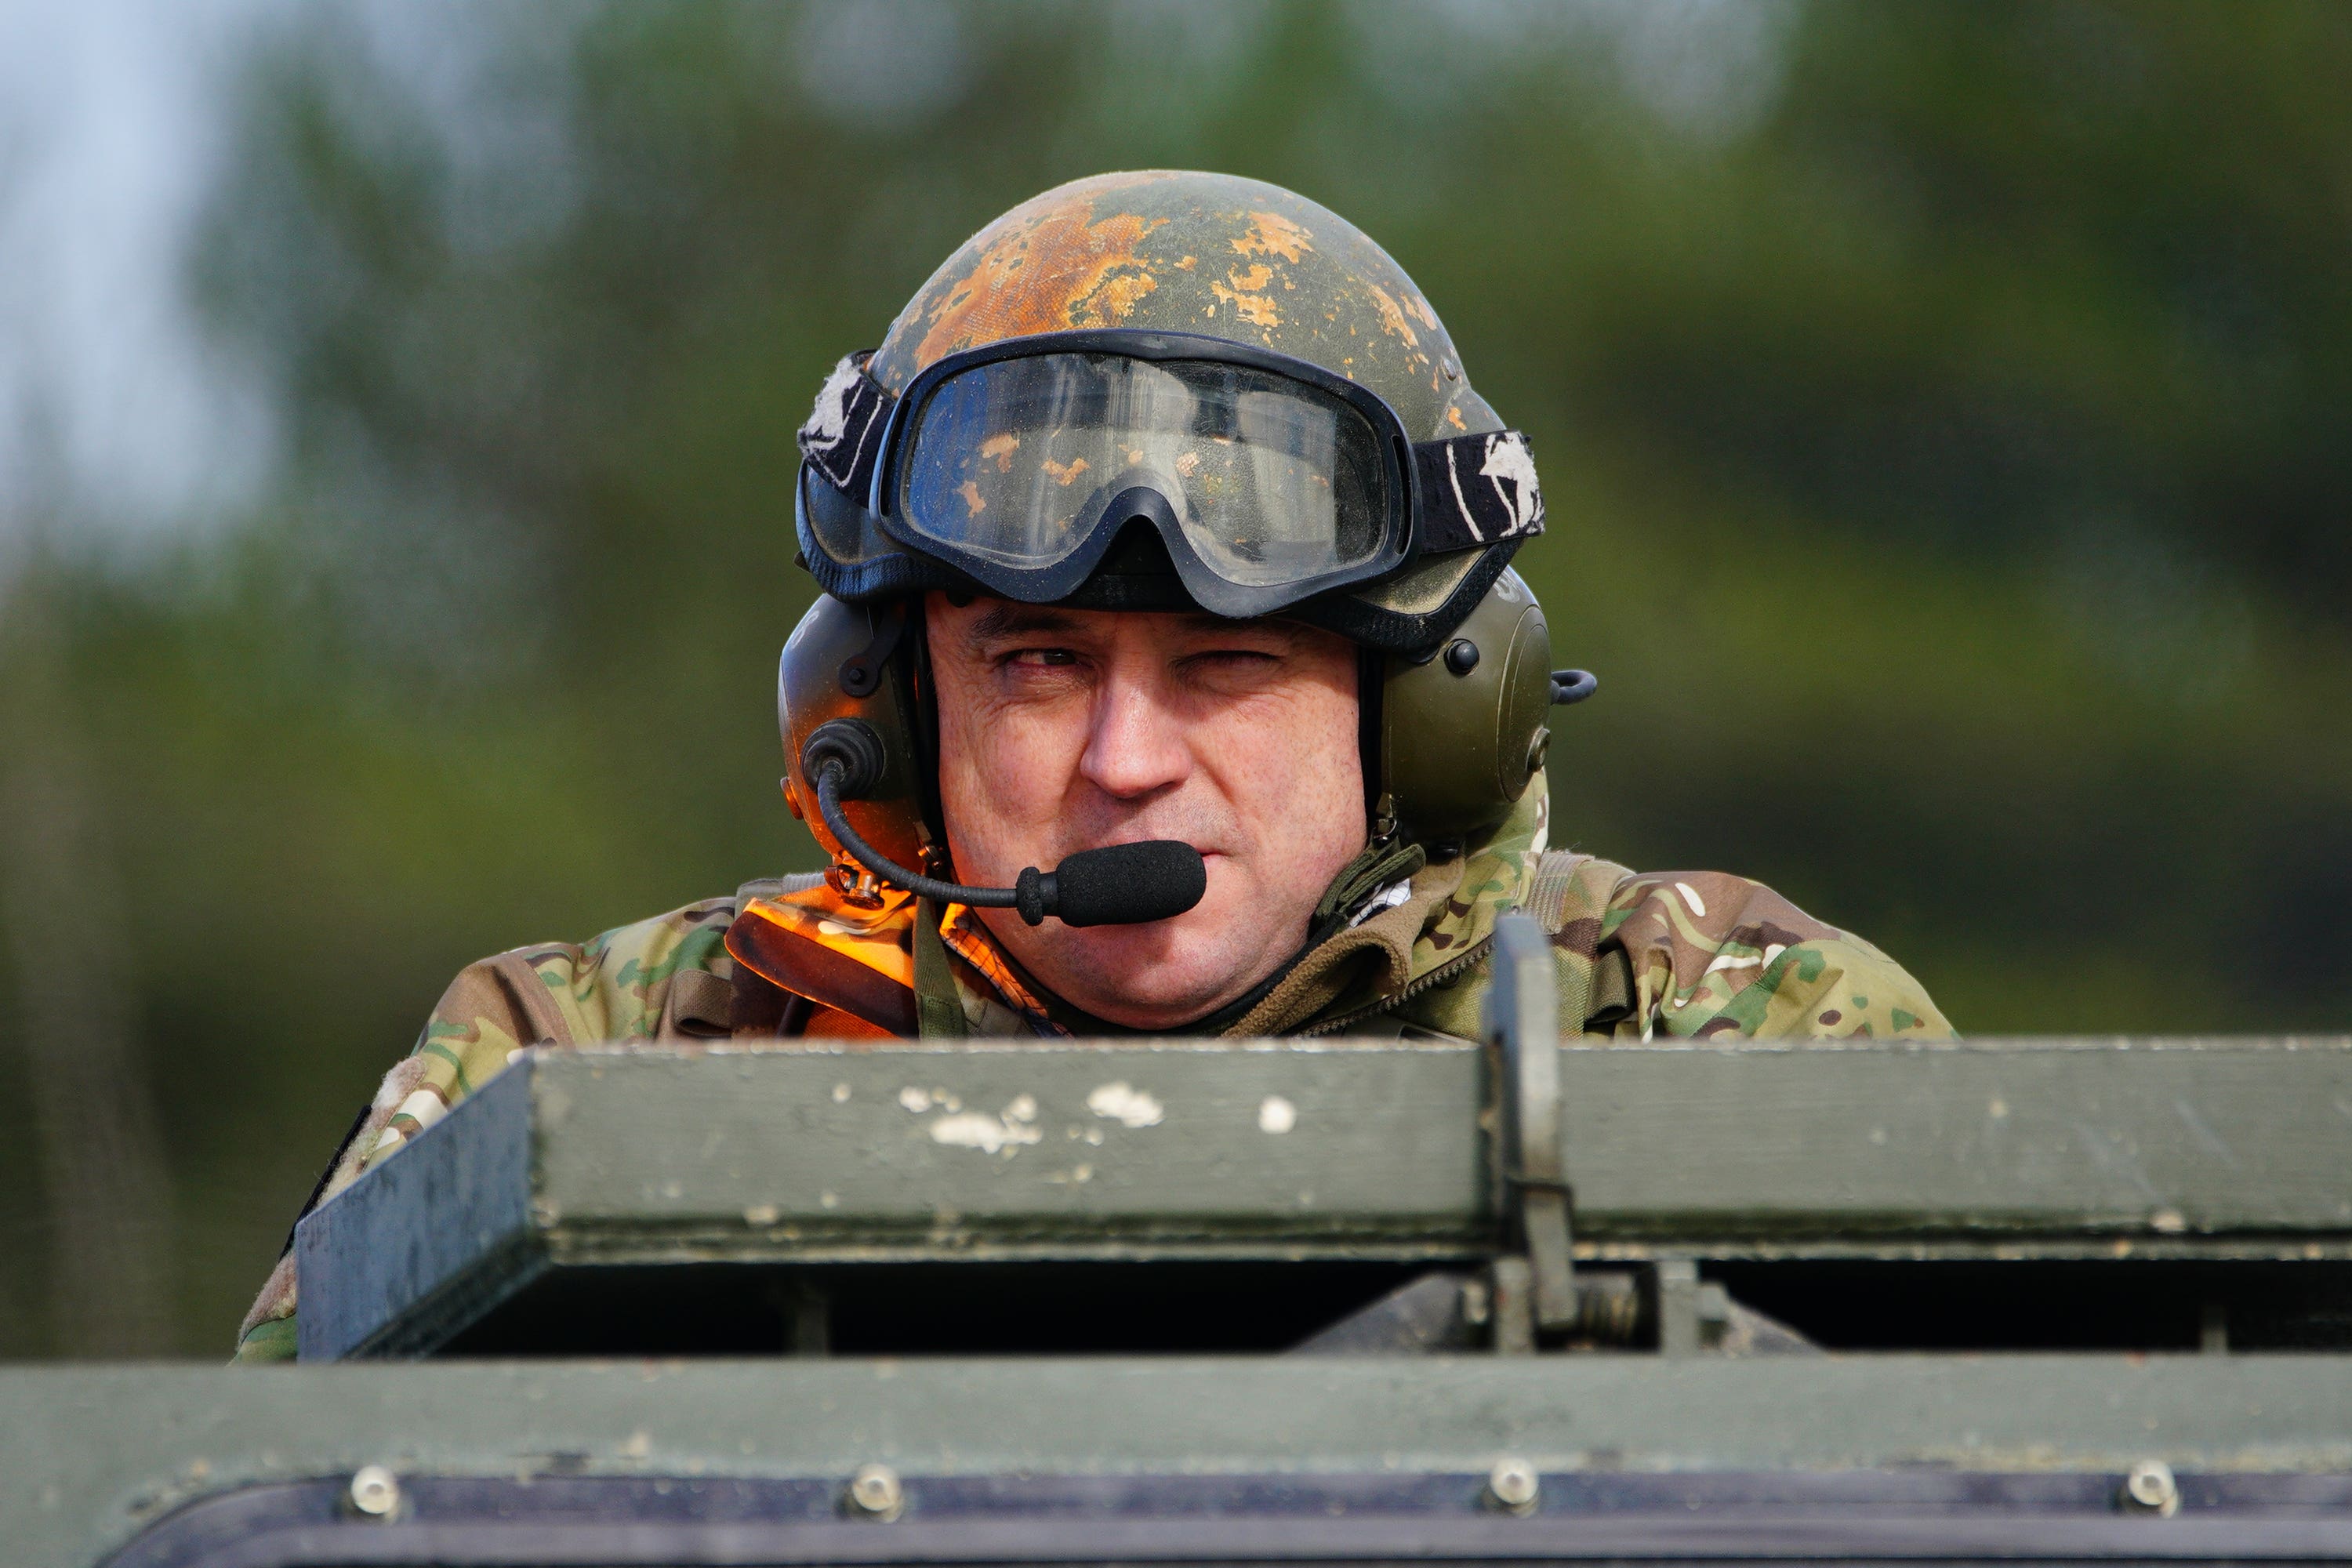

{"left": 778, "top": 171, "right": 1588, "bottom": 919}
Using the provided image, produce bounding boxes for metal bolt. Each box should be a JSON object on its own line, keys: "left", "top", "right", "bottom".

{"left": 1485, "top": 1457, "right": 1540, "bottom": 1515}
{"left": 2121, "top": 1458, "right": 2180, "bottom": 1517}
{"left": 847, "top": 1463, "right": 904, "bottom": 1520}
{"left": 347, "top": 1465, "right": 400, "bottom": 1519}
{"left": 1443, "top": 638, "right": 1481, "bottom": 677}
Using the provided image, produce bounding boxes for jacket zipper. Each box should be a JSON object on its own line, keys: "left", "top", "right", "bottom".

{"left": 1292, "top": 935, "right": 1496, "bottom": 1039}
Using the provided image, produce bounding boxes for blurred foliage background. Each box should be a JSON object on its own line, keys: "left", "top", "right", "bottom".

{"left": 2, "top": 0, "right": 2348, "bottom": 1359}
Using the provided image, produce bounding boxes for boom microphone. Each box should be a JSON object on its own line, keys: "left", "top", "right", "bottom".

{"left": 1042, "top": 840, "right": 1208, "bottom": 927}
{"left": 800, "top": 719, "right": 1208, "bottom": 927}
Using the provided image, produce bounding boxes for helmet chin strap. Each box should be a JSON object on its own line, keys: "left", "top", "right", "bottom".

{"left": 800, "top": 718, "right": 1207, "bottom": 929}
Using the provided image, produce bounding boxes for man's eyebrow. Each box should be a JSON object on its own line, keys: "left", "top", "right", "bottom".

{"left": 1177, "top": 613, "right": 1311, "bottom": 643}
{"left": 967, "top": 604, "right": 1083, "bottom": 641}
{"left": 964, "top": 604, "right": 1306, "bottom": 643}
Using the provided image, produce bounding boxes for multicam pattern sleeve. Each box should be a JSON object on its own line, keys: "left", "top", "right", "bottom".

{"left": 1509, "top": 855, "right": 1951, "bottom": 1041}
{"left": 1590, "top": 869, "right": 1948, "bottom": 1040}
{"left": 1392, "top": 851, "right": 1950, "bottom": 1044}
{"left": 230, "top": 897, "right": 740, "bottom": 1363}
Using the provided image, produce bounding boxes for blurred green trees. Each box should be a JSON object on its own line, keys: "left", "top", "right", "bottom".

{"left": 2, "top": 0, "right": 2347, "bottom": 1356}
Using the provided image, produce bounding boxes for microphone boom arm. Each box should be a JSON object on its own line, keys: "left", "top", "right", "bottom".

{"left": 811, "top": 758, "right": 1041, "bottom": 919}
{"left": 800, "top": 719, "right": 1204, "bottom": 928}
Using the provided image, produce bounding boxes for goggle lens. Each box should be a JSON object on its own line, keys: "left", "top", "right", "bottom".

{"left": 898, "top": 354, "right": 1389, "bottom": 590}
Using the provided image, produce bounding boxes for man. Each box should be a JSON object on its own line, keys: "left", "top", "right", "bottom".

{"left": 234, "top": 171, "right": 1947, "bottom": 1362}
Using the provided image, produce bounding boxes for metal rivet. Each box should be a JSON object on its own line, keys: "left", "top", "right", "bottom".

{"left": 1525, "top": 726, "right": 1551, "bottom": 774}
{"left": 347, "top": 1465, "right": 400, "bottom": 1519}
{"left": 1443, "top": 639, "right": 1479, "bottom": 676}
{"left": 1443, "top": 358, "right": 1461, "bottom": 382}
{"left": 1486, "top": 1457, "right": 1540, "bottom": 1515}
{"left": 847, "top": 1463, "right": 904, "bottom": 1520}
{"left": 2121, "top": 1458, "right": 2179, "bottom": 1516}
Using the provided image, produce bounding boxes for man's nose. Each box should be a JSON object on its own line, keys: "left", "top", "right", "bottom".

{"left": 1077, "top": 668, "right": 1191, "bottom": 800}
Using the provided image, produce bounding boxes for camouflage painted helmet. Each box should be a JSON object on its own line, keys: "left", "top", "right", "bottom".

{"left": 794, "top": 169, "right": 1544, "bottom": 652}
{"left": 786, "top": 172, "right": 1573, "bottom": 863}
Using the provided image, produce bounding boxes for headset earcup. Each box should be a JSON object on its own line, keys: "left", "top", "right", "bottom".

{"left": 1380, "top": 570, "right": 1554, "bottom": 844}
{"left": 778, "top": 594, "right": 930, "bottom": 872}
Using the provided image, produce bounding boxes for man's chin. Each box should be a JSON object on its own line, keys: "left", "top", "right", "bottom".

{"left": 1012, "top": 909, "right": 1276, "bottom": 1031}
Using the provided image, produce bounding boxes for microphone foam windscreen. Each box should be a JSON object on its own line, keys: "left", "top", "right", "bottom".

{"left": 1051, "top": 840, "right": 1208, "bottom": 927}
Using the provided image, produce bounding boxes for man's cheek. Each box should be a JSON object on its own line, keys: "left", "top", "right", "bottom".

{"left": 982, "top": 716, "right": 1083, "bottom": 826}
{"left": 1228, "top": 710, "right": 1344, "bottom": 812}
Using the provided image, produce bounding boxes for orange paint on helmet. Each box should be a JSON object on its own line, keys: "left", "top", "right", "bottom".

{"left": 911, "top": 186, "right": 1170, "bottom": 371}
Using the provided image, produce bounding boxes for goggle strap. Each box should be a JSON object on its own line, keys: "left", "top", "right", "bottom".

{"left": 1412, "top": 430, "right": 1546, "bottom": 552}
{"left": 797, "top": 350, "right": 895, "bottom": 503}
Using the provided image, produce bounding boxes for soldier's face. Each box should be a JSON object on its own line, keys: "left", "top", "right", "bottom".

{"left": 926, "top": 593, "right": 1367, "bottom": 1029}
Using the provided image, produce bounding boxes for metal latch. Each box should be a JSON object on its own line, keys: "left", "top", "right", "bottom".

{"left": 1486, "top": 913, "right": 1579, "bottom": 1332}
{"left": 1483, "top": 913, "right": 1646, "bottom": 1352}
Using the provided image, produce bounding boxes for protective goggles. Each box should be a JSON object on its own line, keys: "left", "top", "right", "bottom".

{"left": 797, "top": 331, "right": 1542, "bottom": 620}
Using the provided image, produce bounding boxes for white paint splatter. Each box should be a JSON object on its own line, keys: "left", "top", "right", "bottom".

{"left": 833, "top": 1083, "right": 851, "bottom": 1104}
{"left": 800, "top": 354, "right": 863, "bottom": 450}
{"left": 1479, "top": 430, "right": 1543, "bottom": 533}
{"left": 743, "top": 1203, "right": 781, "bottom": 1227}
{"left": 1087, "top": 1082, "right": 1164, "bottom": 1128}
{"left": 898, "top": 1087, "right": 932, "bottom": 1113}
{"left": 928, "top": 1110, "right": 1043, "bottom": 1156}
{"left": 1258, "top": 1095, "right": 1297, "bottom": 1134}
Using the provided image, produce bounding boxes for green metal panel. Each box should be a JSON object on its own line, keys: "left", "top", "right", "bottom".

{"left": 297, "top": 1037, "right": 1497, "bottom": 1359}
{"left": 292, "top": 1062, "right": 542, "bottom": 1363}
{"left": 535, "top": 1039, "right": 1493, "bottom": 1243}
{"left": 1558, "top": 1036, "right": 2352, "bottom": 1249}
{"left": 296, "top": 1037, "right": 2352, "bottom": 1359}
{"left": 9, "top": 1357, "right": 2352, "bottom": 1568}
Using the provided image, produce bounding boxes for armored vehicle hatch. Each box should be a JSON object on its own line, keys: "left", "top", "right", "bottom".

{"left": 10, "top": 917, "right": 2352, "bottom": 1566}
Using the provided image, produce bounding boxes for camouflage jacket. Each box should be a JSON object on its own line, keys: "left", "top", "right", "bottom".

{"left": 234, "top": 783, "right": 1948, "bottom": 1361}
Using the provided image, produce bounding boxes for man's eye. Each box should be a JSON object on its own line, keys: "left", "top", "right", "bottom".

{"left": 1007, "top": 648, "right": 1079, "bottom": 667}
